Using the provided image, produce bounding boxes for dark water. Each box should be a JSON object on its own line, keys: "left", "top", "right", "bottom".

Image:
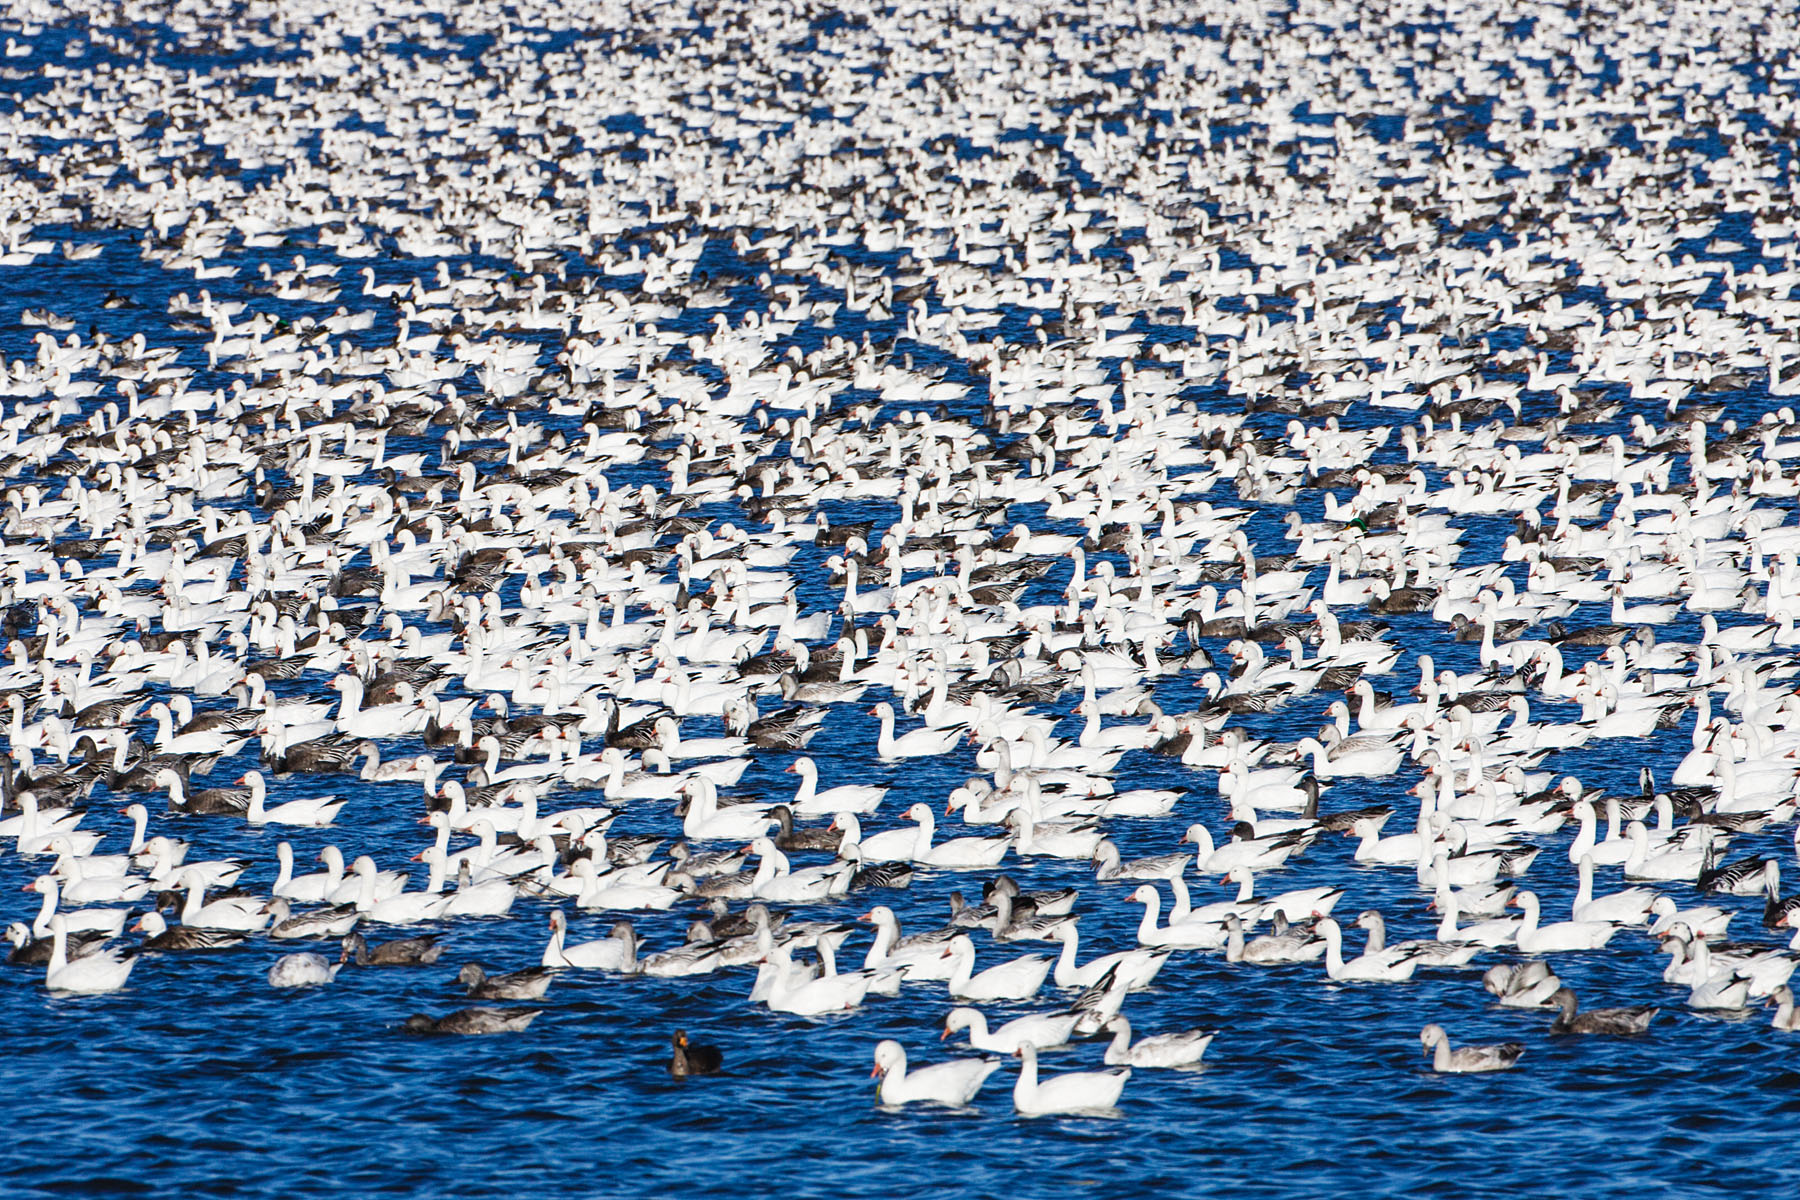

{"left": 3, "top": 3, "right": 1799, "bottom": 1198}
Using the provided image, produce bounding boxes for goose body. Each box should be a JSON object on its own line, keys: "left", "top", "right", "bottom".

{"left": 1012, "top": 1043, "right": 1129, "bottom": 1114}
{"left": 872, "top": 1039, "right": 999, "bottom": 1107}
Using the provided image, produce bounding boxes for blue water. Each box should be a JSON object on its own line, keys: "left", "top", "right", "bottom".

{"left": 3, "top": 3, "right": 1800, "bottom": 1198}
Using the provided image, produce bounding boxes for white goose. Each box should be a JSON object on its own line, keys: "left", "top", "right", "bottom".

{"left": 1050, "top": 922, "right": 1168, "bottom": 991}
{"left": 943, "top": 1006, "right": 1080, "bottom": 1054}
{"left": 785, "top": 757, "right": 885, "bottom": 815}
{"left": 1512, "top": 891, "right": 1619, "bottom": 953}
{"left": 870, "top": 701, "right": 964, "bottom": 758}
{"left": 1012, "top": 1043, "right": 1129, "bottom": 1115}
{"left": 240, "top": 771, "right": 347, "bottom": 827}
{"left": 541, "top": 911, "right": 638, "bottom": 971}
{"left": 1129, "top": 883, "right": 1230, "bottom": 949}
{"left": 1571, "top": 854, "right": 1657, "bottom": 925}
{"left": 1101, "top": 1017, "right": 1215, "bottom": 1068}
{"left": 871, "top": 1039, "right": 999, "bottom": 1107}
{"left": 1317, "top": 917, "right": 1421, "bottom": 983}
{"left": 44, "top": 915, "right": 136, "bottom": 995}
{"left": 941, "top": 933, "right": 1050, "bottom": 1002}
{"left": 903, "top": 802, "right": 1010, "bottom": 868}
{"left": 760, "top": 942, "right": 873, "bottom": 1015}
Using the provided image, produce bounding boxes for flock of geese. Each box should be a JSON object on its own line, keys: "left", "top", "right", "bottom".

{"left": 3, "top": 0, "right": 1800, "bottom": 1124}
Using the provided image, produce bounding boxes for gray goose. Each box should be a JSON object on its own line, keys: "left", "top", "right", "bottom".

{"left": 456, "top": 962, "right": 554, "bottom": 1000}
{"left": 341, "top": 931, "right": 444, "bottom": 966}
{"left": 403, "top": 1007, "right": 541, "bottom": 1035}
{"left": 1419, "top": 1024, "right": 1524, "bottom": 1073}
{"left": 1548, "top": 988, "right": 1657, "bottom": 1035}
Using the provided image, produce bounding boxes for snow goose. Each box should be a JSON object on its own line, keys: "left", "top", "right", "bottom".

{"left": 273, "top": 842, "right": 343, "bottom": 903}
{"left": 759, "top": 942, "right": 873, "bottom": 1014}
{"left": 872, "top": 1040, "right": 1000, "bottom": 1107}
{"left": 1483, "top": 962, "right": 1563, "bottom": 1008}
{"left": 1012, "top": 1043, "right": 1129, "bottom": 1115}
{"left": 44, "top": 915, "right": 136, "bottom": 995}
{"left": 1431, "top": 889, "right": 1520, "bottom": 948}
{"left": 268, "top": 952, "right": 339, "bottom": 988}
{"left": 831, "top": 812, "right": 920, "bottom": 864}
{"left": 1224, "top": 913, "right": 1323, "bottom": 965}
{"left": 785, "top": 757, "right": 885, "bottom": 816}
{"left": 403, "top": 1008, "right": 541, "bottom": 1035}
{"left": 1050, "top": 922, "right": 1168, "bottom": 991}
{"left": 1768, "top": 986, "right": 1800, "bottom": 1032}
{"left": 1101, "top": 1017, "right": 1215, "bottom": 1068}
{"left": 238, "top": 771, "right": 346, "bottom": 827}
{"left": 941, "top": 933, "right": 1051, "bottom": 1002}
{"left": 870, "top": 701, "right": 964, "bottom": 758}
{"left": 1571, "top": 854, "right": 1657, "bottom": 925}
{"left": 1184, "top": 822, "right": 1305, "bottom": 874}
{"left": 1225, "top": 867, "right": 1344, "bottom": 924}
{"left": 178, "top": 870, "right": 270, "bottom": 932}
{"left": 1648, "top": 895, "right": 1732, "bottom": 940}
{"left": 458, "top": 963, "right": 554, "bottom": 1001}
{"left": 264, "top": 899, "right": 360, "bottom": 941}
{"left": 1512, "top": 891, "right": 1619, "bottom": 953}
{"left": 943, "top": 1006, "right": 1080, "bottom": 1055}
{"left": 541, "top": 912, "right": 638, "bottom": 971}
{"left": 744, "top": 837, "right": 849, "bottom": 903}
{"left": 340, "top": 932, "right": 443, "bottom": 967}
{"left": 859, "top": 905, "right": 958, "bottom": 982}
{"left": 1623, "top": 820, "right": 1708, "bottom": 882}
{"left": 1293, "top": 734, "right": 1404, "bottom": 780}
{"left": 1004, "top": 807, "right": 1104, "bottom": 860}
{"left": 1091, "top": 840, "right": 1189, "bottom": 882}
{"left": 904, "top": 802, "right": 1010, "bottom": 869}
{"left": 349, "top": 855, "right": 450, "bottom": 926}
{"left": 1345, "top": 814, "right": 1423, "bottom": 866}
{"left": 1317, "top": 917, "right": 1421, "bottom": 982}
{"left": 1418, "top": 1025, "right": 1523, "bottom": 1073}
{"left": 1356, "top": 910, "right": 1479, "bottom": 968}
{"left": 1128, "top": 883, "right": 1230, "bottom": 949}
{"left": 677, "top": 777, "right": 775, "bottom": 842}
{"left": 1548, "top": 988, "right": 1657, "bottom": 1035}
{"left": 132, "top": 911, "right": 245, "bottom": 952}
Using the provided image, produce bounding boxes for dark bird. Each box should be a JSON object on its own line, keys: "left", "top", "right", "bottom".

{"left": 456, "top": 962, "right": 553, "bottom": 1000}
{"left": 341, "top": 931, "right": 444, "bottom": 966}
{"left": 1548, "top": 988, "right": 1657, "bottom": 1035}
{"left": 404, "top": 1007, "right": 542, "bottom": 1035}
{"left": 669, "top": 1030, "right": 723, "bottom": 1077}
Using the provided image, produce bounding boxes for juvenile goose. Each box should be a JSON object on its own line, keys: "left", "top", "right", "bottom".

{"left": 403, "top": 1008, "right": 542, "bottom": 1035}
{"left": 1101, "top": 1017, "right": 1215, "bottom": 1068}
{"left": 457, "top": 962, "right": 553, "bottom": 1000}
{"left": 1548, "top": 987, "right": 1657, "bottom": 1035}
{"left": 340, "top": 931, "right": 443, "bottom": 966}
{"left": 1418, "top": 1024, "right": 1524, "bottom": 1073}
{"left": 268, "top": 952, "right": 338, "bottom": 988}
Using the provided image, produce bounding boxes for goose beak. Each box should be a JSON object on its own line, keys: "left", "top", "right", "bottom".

{"left": 940, "top": 1026, "right": 951, "bottom": 1040}
{"left": 869, "top": 1063, "right": 882, "bottom": 1078}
